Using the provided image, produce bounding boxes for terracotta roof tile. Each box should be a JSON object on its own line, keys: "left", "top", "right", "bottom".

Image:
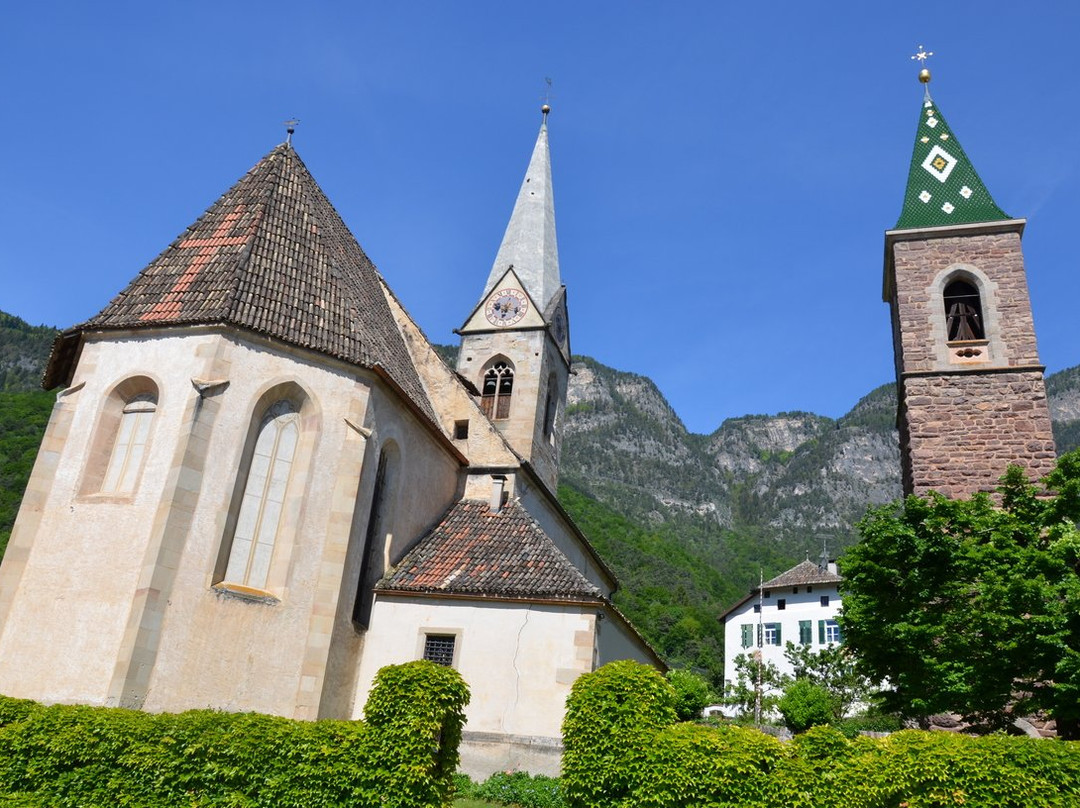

{"left": 49, "top": 145, "right": 436, "bottom": 422}
{"left": 380, "top": 499, "right": 603, "bottom": 602}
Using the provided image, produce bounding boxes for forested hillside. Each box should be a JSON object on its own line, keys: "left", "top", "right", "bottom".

{"left": 3, "top": 311, "right": 1080, "bottom": 682}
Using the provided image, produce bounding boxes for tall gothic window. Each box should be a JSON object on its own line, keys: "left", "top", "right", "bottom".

{"left": 943, "top": 279, "right": 985, "bottom": 341}
{"left": 481, "top": 361, "right": 514, "bottom": 420}
{"left": 353, "top": 444, "right": 398, "bottom": 630}
{"left": 543, "top": 372, "right": 558, "bottom": 442}
{"left": 101, "top": 393, "right": 156, "bottom": 494}
{"left": 223, "top": 400, "right": 300, "bottom": 589}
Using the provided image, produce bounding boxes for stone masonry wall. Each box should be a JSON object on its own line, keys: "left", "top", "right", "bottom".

{"left": 900, "top": 369, "right": 1057, "bottom": 498}
{"left": 890, "top": 230, "right": 1040, "bottom": 373}
{"left": 889, "top": 227, "right": 1056, "bottom": 497}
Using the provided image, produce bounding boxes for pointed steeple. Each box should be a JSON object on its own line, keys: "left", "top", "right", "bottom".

{"left": 481, "top": 108, "right": 561, "bottom": 313}
{"left": 895, "top": 73, "right": 1010, "bottom": 230}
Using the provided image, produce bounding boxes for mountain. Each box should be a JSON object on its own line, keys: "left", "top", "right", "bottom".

{"left": 3, "top": 311, "right": 1080, "bottom": 680}
{"left": 0, "top": 312, "right": 56, "bottom": 392}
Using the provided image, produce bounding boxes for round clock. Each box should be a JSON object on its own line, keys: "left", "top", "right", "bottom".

{"left": 485, "top": 289, "right": 528, "bottom": 326}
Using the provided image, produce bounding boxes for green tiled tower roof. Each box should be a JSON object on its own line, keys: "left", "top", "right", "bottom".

{"left": 895, "top": 89, "right": 1010, "bottom": 230}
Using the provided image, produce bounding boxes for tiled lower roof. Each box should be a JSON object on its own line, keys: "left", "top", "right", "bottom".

{"left": 46, "top": 145, "right": 436, "bottom": 423}
{"left": 379, "top": 499, "right": 603, "bottom": 602}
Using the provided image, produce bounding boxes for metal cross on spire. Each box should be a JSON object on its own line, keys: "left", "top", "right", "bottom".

{"left": 283, "top": 118, "right": 300, "bottom": 146}
{"left": 540, "top": 77, "right": 553, "bottom": 122}
{"left": 911, "top": 46, "right": 935, "bottom": 100}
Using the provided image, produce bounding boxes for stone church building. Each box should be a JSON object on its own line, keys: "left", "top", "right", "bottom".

{"left": 0, "top": 108, "right": 660, "bottom": 776}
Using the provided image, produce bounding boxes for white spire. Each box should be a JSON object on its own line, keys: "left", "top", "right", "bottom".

{"left": 481, "top": 115, "right": 561, "bottom": 313}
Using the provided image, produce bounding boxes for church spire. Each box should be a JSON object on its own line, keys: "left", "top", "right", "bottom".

{"left": 894, "top": 66, "right": 1009, "bottom": 230}
{"left": 481, "top": 107, "right": 561, "bottom": 313}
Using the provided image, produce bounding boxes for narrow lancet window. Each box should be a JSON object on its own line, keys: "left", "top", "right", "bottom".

{"left": 101, "top": 393, "right": 157, "bottom": 494}
{"left": 481, "top": 362, "right": 514, "bottom": 420}
{"left": 943, "top": 279, "right": 985, "bottom": 341}
{"left": 224, "top": 400, "right": 300, "bottom": 589}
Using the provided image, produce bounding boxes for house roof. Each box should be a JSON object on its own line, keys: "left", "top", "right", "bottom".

{"left": 719, "top": 559, "right": 842, "bottom": 622}
{"left": 379, "top": 498, "right": 603, "bottom": 602}
{"left": 44, "top": 144, "right": 437, "bottom": 423}
{"left": 894, "top": 81, "right": 1009, "bottom": 230}
{"left": 762, "top": 559, "right": 842, "bottom": 589}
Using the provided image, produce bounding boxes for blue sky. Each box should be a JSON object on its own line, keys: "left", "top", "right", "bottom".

{"left": 4, "top": 2, "right": 1079, "bottom": 434}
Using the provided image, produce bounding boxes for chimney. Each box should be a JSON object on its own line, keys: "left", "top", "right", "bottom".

{"left": 489, "top": 475, "right": 507, "bottom": 514}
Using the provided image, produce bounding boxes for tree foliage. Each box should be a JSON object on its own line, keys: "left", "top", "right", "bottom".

{"left": 841, "top": 452, "right": 1080, "bottom": 738}
{"left": 664, "top": 668, "right": 715, "bottom": 721}
{"left": 783, "top": 642, "right": 874, "bottom": 721}
{"left": 778, "top": 679, "right": 834, "bottom": 733}
{"left": 722, "top": 653, "right": 789, "bottom": 719}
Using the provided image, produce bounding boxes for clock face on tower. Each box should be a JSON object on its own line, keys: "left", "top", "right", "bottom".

{"left": 485, "top": 288, "right": 529, "bottom": 326}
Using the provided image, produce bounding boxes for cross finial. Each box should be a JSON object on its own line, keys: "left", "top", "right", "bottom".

{"left": 540, "top": 77, "right": 553, "bottom": 123}
{"left": 283, "top": 118, "right": 300, "bottom": 146}
{"left": 910, "top": 45, "right": 934, "bottom": 98}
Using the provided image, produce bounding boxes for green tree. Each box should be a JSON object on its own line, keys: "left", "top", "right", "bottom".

{"left": 783, "top": 642, "right": 874, "bottom": 721}
{"left": 841, "top": 453, "right": 1080, "bottom": 738}
{"left": 722, "top": 653, "right": 789, "bottom": 720}
{"left": 664, "top": 668, "right": 715, "bottom": 721}
{"left": 778, "top": 679, "right": 834, "bottom": 733}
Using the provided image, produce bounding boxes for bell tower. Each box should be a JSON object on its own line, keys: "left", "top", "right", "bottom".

{"left": 884, "top": 60, "right": 1056, "bottom": 497}
{"left": 457, "top": 105, "right": 571, "bottom": 491}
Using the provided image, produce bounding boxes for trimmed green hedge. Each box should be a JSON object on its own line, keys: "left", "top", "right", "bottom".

{"left": 0, "top": 660, "right": 469, "bottom": 808}
{"left": 563, "top": 661, "right": 1080, "bottom": 808}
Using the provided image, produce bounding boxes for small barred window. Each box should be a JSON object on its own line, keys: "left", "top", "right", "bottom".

{"left": 423, "top": 634, "right": 456, "bottom": 667}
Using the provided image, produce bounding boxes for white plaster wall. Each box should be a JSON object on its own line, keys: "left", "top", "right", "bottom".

{"left": 143, "top": 333, "right": 462, "bottom": 717}
{"left": 0, "top": 332, "right": 213, "bottom": 703}
{"left": 595, "top": 607, "right": 656, "bottom": 667}
{"left": 722, "top": 584, "right": 842, "bottom": 689}
{"left": 354, "top": 597, "right": 595, "bottom": 739}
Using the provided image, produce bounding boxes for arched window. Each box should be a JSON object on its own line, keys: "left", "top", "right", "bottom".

{"left": 543, "top": 372, "right": 558, "bottom": 442}
{"left": 353, "top": 444, "right": 398, "bottom": 630}
{"left": 481, "top": 361, "right": 514, "bottom": 420}
{"left": 223, "top": 399, "right": 300, "bottom": 589}
{"left": 943, "top": 279, "right": 985, "bottom": 341}
{"left": 101, "top": 393, "right": 156, "bottom": 494}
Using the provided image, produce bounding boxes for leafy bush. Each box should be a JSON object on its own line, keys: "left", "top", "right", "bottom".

{"left": 778, "top": 679, "right": 835, "bottom": 733}
{"left": 562, "top": 660, "right": 1080, "bottom": 808}
{"left": 664, "top": 668, "right": 714, "bottom": 721}
{"left": 0, "top": 660, "right": 468, "bottom": 808}
{"left": 472, "top": 771, "right": 565, "bottom": 808}
{"left": 561, "top": 660, "right": 677, "bottom": 808}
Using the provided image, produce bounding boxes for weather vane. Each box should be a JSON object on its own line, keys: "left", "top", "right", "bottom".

{"left": 284, "top": 118, "right": 300, "bottom": 146}
{"left": 541, "top": 77, "right": 553, "bottom": 120}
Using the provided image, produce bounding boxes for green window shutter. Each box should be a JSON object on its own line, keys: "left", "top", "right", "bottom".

{"left": 741, "top": 624, "right": 753, "bottom": 648}
{"left": 799, "top": 620, "right": 811, "bottom": 645}
{"left": 775, "top": 624, "right": 782, "bottom": 645}
{"left": 818, "top": 620, "right": 825, "bottom": 644}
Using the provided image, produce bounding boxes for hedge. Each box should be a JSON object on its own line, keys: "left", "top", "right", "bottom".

{"left": 563, "top": 660, "right": 1080, "bottom": 808}
{"left": 0, "top": 660, "right": 469, "bottom": 808}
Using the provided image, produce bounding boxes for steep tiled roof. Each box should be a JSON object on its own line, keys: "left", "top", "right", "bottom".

{"left": 894, "top": 89, "right": 1009, "bottom": 230}
{"left": 48, "top": 144, "right": 436, "bottom": 422}
{"left": 762, "top": 559, "right": 842, "bottom": 589}
{"left": 379, "top": 499, "right": 603, "bottom": 602}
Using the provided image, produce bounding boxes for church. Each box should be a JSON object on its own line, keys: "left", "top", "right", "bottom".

{"left": 0, "top": 106, "right": 661, "bottom": 776}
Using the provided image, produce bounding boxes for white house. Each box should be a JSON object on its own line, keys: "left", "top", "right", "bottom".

{"left": 720, "top": 558, "right": 844, "bottom": 693}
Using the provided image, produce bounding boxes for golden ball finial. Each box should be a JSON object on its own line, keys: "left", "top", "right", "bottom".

{"left": 541, "top": 103, "right": 551, "bottom": 114}
{"left": 919, "top": 67, "right": 931, "bottom": 84}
